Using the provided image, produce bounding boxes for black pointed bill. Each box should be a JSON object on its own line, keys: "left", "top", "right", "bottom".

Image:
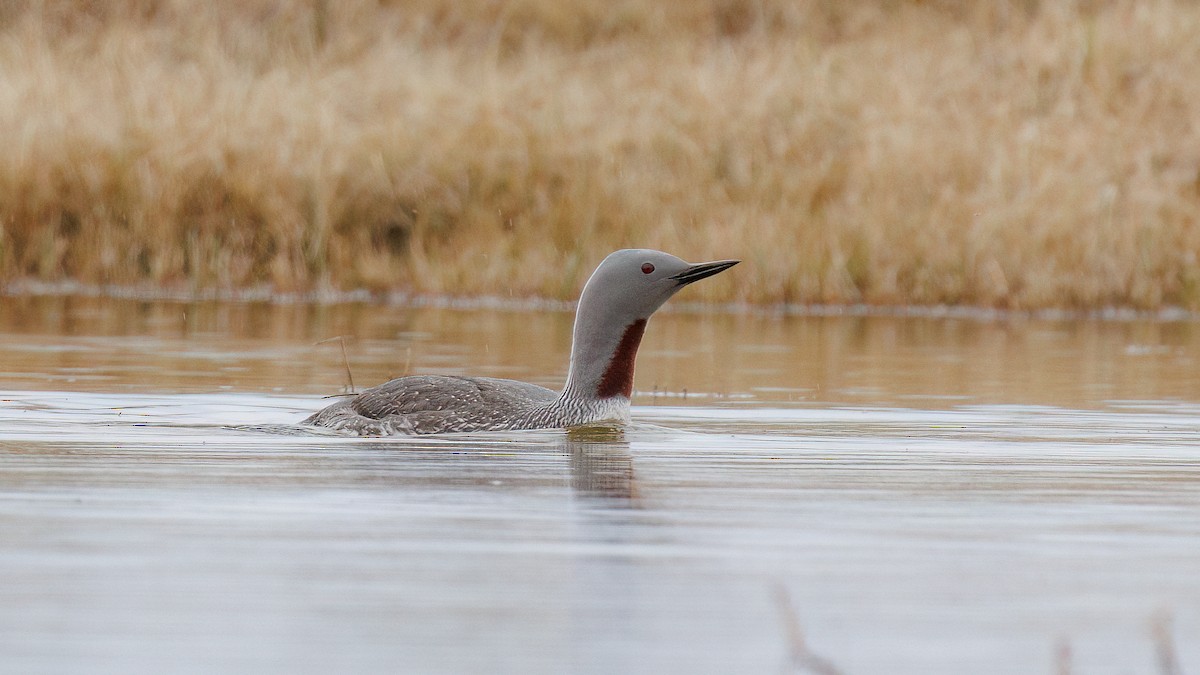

{"left": 669, "top": 259, "right": 740, "bottom": 285}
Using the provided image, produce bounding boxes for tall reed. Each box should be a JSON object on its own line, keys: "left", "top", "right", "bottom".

{"left": 0, "top": 0, "right": 1197, "bottom": 308}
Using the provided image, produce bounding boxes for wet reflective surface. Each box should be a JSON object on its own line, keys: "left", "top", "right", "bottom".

{"left": 1, "top": 296, "right": 1199, "bottom": 674}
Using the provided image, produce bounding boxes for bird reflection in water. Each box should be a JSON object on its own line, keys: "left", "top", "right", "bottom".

{"left": 564, "top": 426, "right": 639, "bottom": 505}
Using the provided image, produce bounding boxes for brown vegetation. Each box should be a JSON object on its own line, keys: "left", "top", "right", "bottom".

{"left": 0, "top": 0, "right": 1198, "bottom": 308}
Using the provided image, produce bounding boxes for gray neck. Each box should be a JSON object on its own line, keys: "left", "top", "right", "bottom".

{"left": 558, "top": 308, "right": 647, "bottom": 405}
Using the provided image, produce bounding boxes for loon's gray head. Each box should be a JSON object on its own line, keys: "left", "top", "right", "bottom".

{"left": 563, "top": 249, "right": 739, "bottom": 400}
{"left": 577, "top": 249, "right": 739, "bottom": 325}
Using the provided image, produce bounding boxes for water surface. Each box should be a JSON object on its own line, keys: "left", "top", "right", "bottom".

{"left": 1, "top": 296, "right": 1198, "bottom": 674}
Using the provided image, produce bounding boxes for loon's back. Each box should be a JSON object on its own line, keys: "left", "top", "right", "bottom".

{"left": 303, "top": 375, "right": 558, "bottom": 436}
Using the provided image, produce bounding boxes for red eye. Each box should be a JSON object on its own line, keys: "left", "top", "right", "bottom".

{"left": 641, "top": 263, "right": 655, "bottom": 274}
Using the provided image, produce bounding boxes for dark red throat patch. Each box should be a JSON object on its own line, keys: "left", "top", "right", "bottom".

{"left": 596, "top": 319, "right": 647, "bottom": 399}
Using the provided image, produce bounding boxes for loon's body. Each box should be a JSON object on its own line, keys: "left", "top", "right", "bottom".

{"left": 302, "top": 374, "right": 628, "bottom": 436}
{"left": 302, "top": 250, "right": 738, "bottom": 436}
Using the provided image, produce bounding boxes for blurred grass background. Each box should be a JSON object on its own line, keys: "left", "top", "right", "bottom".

{"left": 0, "top": 0, "right": 1197, "bottom": 308}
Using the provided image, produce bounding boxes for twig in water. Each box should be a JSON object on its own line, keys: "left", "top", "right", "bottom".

{"left": 1152, "top": 610, "right": 1183, "bottom": 675}
{"left": 1055, "top": 636, "right": 1073, "bottom": 675}
{"left": 315, "top": 335, "right": 356, "bottom": 394}
{"left": 773, "top": 582, "right": 844, "bottom": 675}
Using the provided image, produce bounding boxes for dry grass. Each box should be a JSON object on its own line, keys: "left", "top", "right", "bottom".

{"left": 0, "top": 0, "right": 1198, "bottom": 308}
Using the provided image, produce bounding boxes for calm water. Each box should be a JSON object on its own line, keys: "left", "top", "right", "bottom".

{"left": 1, "top": 296, "right": 1199, "bottom": 674}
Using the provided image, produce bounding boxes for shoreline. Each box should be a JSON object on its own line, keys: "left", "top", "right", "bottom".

{"left": 4, "top": 278, "right": 1197, "bottom": 323}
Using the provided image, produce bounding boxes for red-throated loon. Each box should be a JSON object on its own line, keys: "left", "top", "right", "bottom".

{"left": 302, "top": 249, "right": 739, "bottom": 435}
